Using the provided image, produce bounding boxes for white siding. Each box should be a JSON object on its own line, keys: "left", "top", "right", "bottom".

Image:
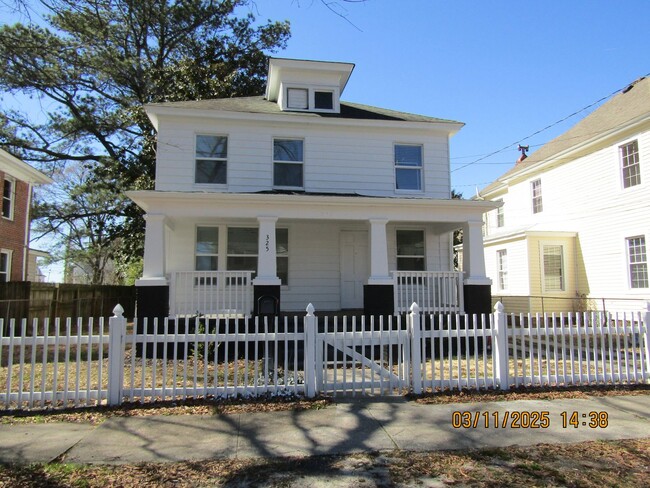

{"left": 155, "top": 115, "right": 451, "bottom": 198}
{"left": 483, "top": 128, "right": 650, "bottom": 311}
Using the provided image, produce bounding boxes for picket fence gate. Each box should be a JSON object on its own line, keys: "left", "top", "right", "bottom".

{"left": 1, "top": 302, "right": 649, "bottom": 411}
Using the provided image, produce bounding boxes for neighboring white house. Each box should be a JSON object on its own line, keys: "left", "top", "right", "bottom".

{"left": 479, "top": 76, "right": 650, "bottom": 314}
{"left": 128, "top": 58, "right": 497, "bottom": 318}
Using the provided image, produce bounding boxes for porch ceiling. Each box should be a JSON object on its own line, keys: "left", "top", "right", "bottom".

{"left": 127, "top": 190, "right": 498, "bottom": 224}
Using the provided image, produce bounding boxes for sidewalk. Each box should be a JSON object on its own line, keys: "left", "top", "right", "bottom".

{"left": 1, "top": 395, "right": 649, "bottom": 465}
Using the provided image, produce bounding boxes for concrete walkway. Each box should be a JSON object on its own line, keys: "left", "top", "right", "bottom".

{"left": 1, "top": 395, "right": 649, "bottom": 465}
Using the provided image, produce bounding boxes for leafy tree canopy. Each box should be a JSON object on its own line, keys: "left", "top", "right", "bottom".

{"left": 0, "top": 0, "right": 290, "bottom": 277}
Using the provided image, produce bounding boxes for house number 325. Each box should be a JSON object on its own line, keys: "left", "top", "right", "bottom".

{"left": 265, "top": 234, "right": 270, "bottom": 252}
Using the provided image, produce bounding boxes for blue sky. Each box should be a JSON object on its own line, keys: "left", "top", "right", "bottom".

{"left": 251, "top": 0, "right": 650, "bottom": 195}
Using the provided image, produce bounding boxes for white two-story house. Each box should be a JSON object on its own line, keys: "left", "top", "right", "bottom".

{"left": 479, "top": 76, "right": 649, "bottom": 314}
{"left": 128, "top": 58, "right": 496, "bottom": 318}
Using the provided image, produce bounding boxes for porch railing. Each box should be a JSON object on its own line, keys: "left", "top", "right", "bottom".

{"left": 170, "top": 271, "right": 254, "bottom": 317}
{"left": 393, "top": 271, "right": 464, "bottom": 314}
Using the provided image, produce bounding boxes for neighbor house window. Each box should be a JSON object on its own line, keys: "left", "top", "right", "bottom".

{"left": 497, "top": 249, "right": 508, "bottom": 291}
{"left": 395, "top": 144, "right": 423, "bottom": 191}
{"left": 2, "top": 177, "right": 15, "bottom": 219}
{"left": 396, "top": 230, "right": 425, "bottom": 271}
{"left": 286, "top": 88, "right": 308, "bottom": 109}
{"left": 0, "top": 250, "right": 11, "bottom": 283}
{"left": 195, "top": 135, "right": 227, "bottom": 184}
{"left": 531, "top": 179, "right": 543, "bottom": 214}
{"left": 314, "top": 91, "right": 334, "bottom": 110}
{"left": 542, "top": 245, "right": 564, "bottom": 291}
{"left": 195, "top": 227, "right": 219, "bottom": 271}
{"left": 620, "top": 140, "right": 641, "bottom": 188}
{"left": 627, "top": 236, "right": 648, "bottom": 288}
{"left": 273, "top": 138, "right": 304, "bottom": 188}
{"left": 227, "top": 227, "right": 258, "bottom": 275}
{"left": 276, "top": 228, "right": 289, "bottom": 285}
{"left": 496, "top": 200, "right": 505, "bottom": 227}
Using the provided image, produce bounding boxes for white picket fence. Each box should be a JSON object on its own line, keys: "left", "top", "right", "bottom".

{"left": 1, "top": 302, "right": 649, "bottom": 410}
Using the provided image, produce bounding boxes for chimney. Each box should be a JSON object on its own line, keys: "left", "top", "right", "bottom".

{"left": 516, "top": 145, "right": 529, "bottom": 164}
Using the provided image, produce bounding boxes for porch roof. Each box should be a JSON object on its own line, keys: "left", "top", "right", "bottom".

{"left": 127, "top": 190, "right": 498, "bottom": 228}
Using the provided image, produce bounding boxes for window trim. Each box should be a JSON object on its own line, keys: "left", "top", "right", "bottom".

{"left": 194, "top": 134, "right": 228, "bottom": 186}
{"left": 394, "top": 143, "right": 424, "bottom": 193}
{"left": 497, "top": 249, "right": 508, "bottom": 291}
{"left": 2, "top": 177, "right": 15, "bottom": 220}
{"left": 273, "top": 137, "right": 305, "bottom": 189}
{"left": 282, "top": 84, "right": 340, "bottom": 113}
{"left": 541, "top": 243, "right": 565, "bottom": 292}
{"left": 620, "top": 139, "right": 641, "bottom": 189}
{"left": 195, "top": 226, "right": 220, "bottom": 272}
{"left": 496, "top": 199, "right": 505, "bottom": 228}
{"left": 0, "top": 249, "right": 12, "bottom": 283}
{"left": 286, "top": 87, "right": 308, "bottom": 110}
{"left": 396, "top": 228, "right": 426, "bottom": 271}
{"left": 531, "top": 178, "right": 543, "bottom": 214}
{"left": 626, "top": 235, "right": 648, "bottom": 289}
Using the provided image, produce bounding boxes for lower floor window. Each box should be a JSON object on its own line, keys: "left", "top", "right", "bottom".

{"left": 497, "top": 249, "right": 508, "bottom": 291}
{"left": 396, "top": 230, "right": 425, "bottom": 271}
{"left": 0, "top": 251, "right": 10, "bottom": 283}
{"left": 627, "top": 236, "right": 648, "bottom": 288}
{"left": 542, "top": 244, "right": 564, "bottom": 292}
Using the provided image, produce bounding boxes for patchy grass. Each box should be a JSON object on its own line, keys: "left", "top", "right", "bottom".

{"left": 0, "top": 439, "right": 648, "bottom": 487}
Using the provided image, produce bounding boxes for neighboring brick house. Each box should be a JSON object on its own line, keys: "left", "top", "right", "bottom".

{"left": 0, "top": 149, "right": 52, "bottom": 282}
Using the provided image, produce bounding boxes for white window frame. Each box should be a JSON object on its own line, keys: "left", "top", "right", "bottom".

{"left": 396, "top": 229, "right": 426, "bottom": 271}
{"left": 541, "top": 243, "right": 565, "bottom": 292}
{"left": 276, "top": 227, "right": 289, "bottom": 286}
{"left": 394, "top": 144, "right": 423, "bottom": 192}
{"left": 0, "top": 249, "right": 12, "bottom": 283}
{"left": 195, "top": 226, "right": 220, "bottom": 277}
{"left": 626, "top": 235, "right": 648, "bottom": 289}
{"left": 273, "top": 138, "right": 304, "bottom": 189}
{"left": 2, "top": 176, "right": 15, "bottom": 220}
{"left": 282, "top": 84, "right": 340, "bottom": 113}
{"left": 286, "top": 87, "right": 308, "bottom": 110}
{"left": 531, "top": 179, "right": 543, "bottom": 214}
{"left": 496, "top": 199, "right": 505, "bottom": 228}
{"left": 497, "top": 249, "right": 508, "bottom": 291}
{"left": 620, "top": 139, "right": 641, "bottom": 189}
{"left": 194, "top": 134, "right": 228, "bottom": 186}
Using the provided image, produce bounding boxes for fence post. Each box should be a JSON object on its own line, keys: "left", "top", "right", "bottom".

{"left": 643, "top": 301, "right": 650, "bottom": 379}
{"left": 304, "top": 303, "right": 317, "bottom": 398}
{"left": 108, "top": 303, "right": 126, "bottom": 406}
{"left": 493, "top": 301, "right": 509, "bottom": 390}
{"left": 409, "top": 302, "right": 423, "bottom": 394}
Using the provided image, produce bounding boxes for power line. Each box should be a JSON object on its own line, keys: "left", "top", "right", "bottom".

{"left": 451, "top": 76, "right": 648, "bottom": 174}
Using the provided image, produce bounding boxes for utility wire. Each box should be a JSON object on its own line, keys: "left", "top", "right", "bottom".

{"left": 451, "top": 75, "right": 649, "bottom": 173}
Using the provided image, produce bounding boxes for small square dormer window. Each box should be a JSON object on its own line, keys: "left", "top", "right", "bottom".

{"left": 314, "top": 91, "right": 334, "bottom": 110}
{"left": 287, "top": 88, "right": 308, "bottom": 110}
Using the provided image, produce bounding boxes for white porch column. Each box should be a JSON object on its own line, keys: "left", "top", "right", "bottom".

{"left": 367, "top": 218, "right": 392, "bottom": 285}
{"left": 253, "top": 216, "right": 281, "bottom": 286}
{"left": 462, "top": 220, "right": 491, "bottom": 285}
{"left": 136, "top": 214, "right": 169, "bottom": 286}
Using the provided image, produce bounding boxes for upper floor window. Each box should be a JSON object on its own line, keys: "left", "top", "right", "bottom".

{"left": 620, "top": 140, "right": 641, "bottom": 188}
{"left": 2, "top": 177, "right": 15, "bottom": 220}
{"left": 496, "top": 200, "right": 504, "bottom": 228}
{"left": 0, "top": 250, "right": 11, "bottom": 283}
{"left": 396, "top": 229, "right": 425, "bottom": 271}
{"left": 286, "top": 88, "right": 308, "bottom": 110}
{"left": 531, "top": 179, "right": 543, "bottom": 214}
{"left": 626, "top": 236, "right": 648, "bottom": 288}
{"left": 497, "top": 249, "right": 508, "bottom": 291}
{"left": 195, "top": 135, "right": 227, "bottom": 184}
{"left": 314, "top": 91, "right": 333, "bottom": 110}
{"left": 273, "top": 138, "right": 304, "bottom": 188}
{"left": 542, "top": 244, "right": 564, "bottom": 291}
{"left": 395, "top": 144, "right": 422, "bottom": 191}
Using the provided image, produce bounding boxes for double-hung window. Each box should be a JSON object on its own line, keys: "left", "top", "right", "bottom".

{"left": 195, "top": 135, "right": 227, "bottom": 184}
{"left": 496, "top": 200, "right": 505, "bottom": 227}
{"left": 273, "top": 138, "right": 304, "bottom": 188}
{"left": 542, "top": 244, "right": 564, "bottom": 291}
{"left": 497, "top": 250, "right": 508, "bottom": 291}
{"left": 0, "top": 250, "right": 11, "bottom": 283}
{"left": 276, "top": 228, "right": 289, "bottom": 285}
{"left": 627, "top": 236, "right": 648, "bottom": 288}
{"left": 396, "top": 230, "right": 425, "bottom": 271}
{"left": 2, "top": 177, "right": 15, "bottom": 219}
{"left": 531, "top": 179, "right": 543, "bottom": 214}
{"left": 227, "top": 228, "right": 258, "bottom": 275}
{"left": 620, "top": 140, "right": 641, "bottom": 188}
{"left": 395, "top": 144, "right": 423, "bottom": 191}
{"left": 195, "top": 227, "right": 219, "bottom": 271}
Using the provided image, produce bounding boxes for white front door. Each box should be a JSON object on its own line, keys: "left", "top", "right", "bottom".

{"left": 340, "top": 231, "right": 368, "bottom": 309}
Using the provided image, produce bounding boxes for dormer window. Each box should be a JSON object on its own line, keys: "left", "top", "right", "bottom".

{"left": 287, "top": 88, "right": 308, "bottom": 110}
{"left": 314, "top": 91, "right": 334, "bottom": 110}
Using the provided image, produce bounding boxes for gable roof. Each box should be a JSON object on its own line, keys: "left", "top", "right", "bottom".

{"left": 145, "top": 96, "right": 463, "bottom": 128}
{"left": 0, "top": 148, "right": 52, "bottom": 185}
{"left": 480, "top": 75, "right": 650, "bottom": 196}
